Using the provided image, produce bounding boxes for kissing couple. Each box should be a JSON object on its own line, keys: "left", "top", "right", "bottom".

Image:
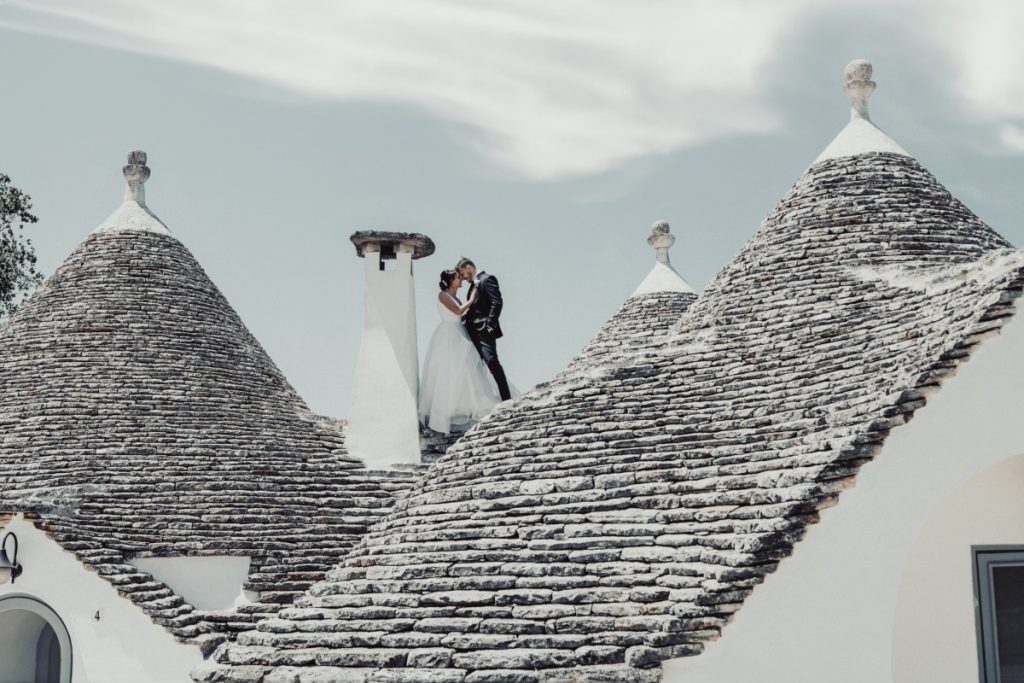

{"left": 418, "top": 257, "right": 514, "bottom": 434}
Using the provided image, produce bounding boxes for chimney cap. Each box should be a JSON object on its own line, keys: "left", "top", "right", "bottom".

{"left": 350, "top": 231, "right": 435, "bottom": 260}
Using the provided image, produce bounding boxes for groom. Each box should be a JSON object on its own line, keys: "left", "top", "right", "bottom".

{"left": 457, "top": 257, "right": 512, "bottom": 401}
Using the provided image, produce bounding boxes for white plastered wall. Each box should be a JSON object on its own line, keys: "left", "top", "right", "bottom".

{"left": 664, "top": 305, "right": 1024, "bottom": 683}
{"left": 892, "top": 453, "right": 1024, "bottom": 681}
{"left": 130, "top": 555, "right": 254, "bottom": 611}
{"left": 347, "top": 248, "right": 422, "bottom": 468}
{"left": 0, "top": 516, "right": 202, "bottom": 683}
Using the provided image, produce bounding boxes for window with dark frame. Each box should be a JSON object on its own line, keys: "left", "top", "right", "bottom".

{"left": 974, "top": 546, "right": 1024, "bottom": 683}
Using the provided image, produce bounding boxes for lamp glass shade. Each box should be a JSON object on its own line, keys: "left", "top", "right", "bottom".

{"left": 0, "top": 566, "right": 9, "bottom": 585}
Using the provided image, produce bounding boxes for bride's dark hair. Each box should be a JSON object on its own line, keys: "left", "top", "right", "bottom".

{"left": 439, "top": 269, "right": 458, "bottom": 291}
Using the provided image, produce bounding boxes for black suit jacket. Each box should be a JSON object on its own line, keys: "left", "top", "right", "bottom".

{"left": 464, "top": 272, "right": 503, "bottom": 339}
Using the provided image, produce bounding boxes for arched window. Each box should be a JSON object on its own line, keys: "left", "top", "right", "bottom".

{"left": 0, "top": 595, "right": 72, "bottom": 683}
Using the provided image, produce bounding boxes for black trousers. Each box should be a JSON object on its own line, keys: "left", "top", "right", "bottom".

{"left": 468, "top": 327, "right": 511, "bottom": 401}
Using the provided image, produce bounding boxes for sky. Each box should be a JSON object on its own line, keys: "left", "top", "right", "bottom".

{"left": 1, "top": 0, "right": 1023, "bottom": 417}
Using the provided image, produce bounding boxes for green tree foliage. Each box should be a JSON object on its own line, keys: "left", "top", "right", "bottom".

{"left": 0, "top": 173, "right": 43, "bottom": 319}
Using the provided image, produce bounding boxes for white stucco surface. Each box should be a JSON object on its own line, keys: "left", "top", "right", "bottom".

{"left": 814, "top": 61, "right": 909, "bottom": 164}
{"left": 0, "top": 517, "right": 202, "bottom": 683}
{"left": 663, "top": 303, "right": 1024, "bottom": 683}
{"left": 130, "top": 555, "right": 252, "bottom": 611}
{"left": 93, "top": 198, "right": 171, "bottom": 235}
{"left": 347, "top": 249, "right": 422, "bottom": 468}
{"left": 892, "top": 453, "right": 1024, "bottom": 682}
{"left": 813, "top": 114, "right": 909, "bottom": 164}
{"left": 93, "top": 157, "right": 171, "bottom": 235}
{"left": 632, "top": 261, "right": 694, "bottom": 297}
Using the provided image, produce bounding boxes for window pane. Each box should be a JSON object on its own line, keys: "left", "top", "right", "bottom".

{"left": 993, "top": 565, "right": 1024, "bottom": 683}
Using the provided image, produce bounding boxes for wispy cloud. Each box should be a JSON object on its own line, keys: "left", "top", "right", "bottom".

{"left": 3, "top": 0, "right": 1023, "bottom": 178}
{"left": 930, "top": 1, "right": 1024, "bottom": 122}
{"left": 998, "top": 125, "right": 1024, "bottom": 153}
{"left": 915, "top": 1, "right": 1024, "bottom": 155}
{"left": 0, "top": 0, "right": 815, "bottom": 178}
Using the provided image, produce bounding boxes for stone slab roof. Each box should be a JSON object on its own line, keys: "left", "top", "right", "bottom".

{"left": 0, "top": 228, "right": 417, "bottom": 649}
{"left": 200, "top": 151, "right": 1024, "bottom": 682}
{"left": 568, "top": 219, "right": 697, "bottom": 373}
{"left": 568, "top": 290, "right": 698, "bottom": 373}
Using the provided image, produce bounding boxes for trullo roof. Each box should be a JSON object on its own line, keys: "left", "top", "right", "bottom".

{"left": 568, "top": 220, "right": 698, "bottom": 372}
{"left": 0, "top": 152, "right": 408, "bottom": 651}
{"left": 198, "top": 62, "right": 1023, "bottom": 681}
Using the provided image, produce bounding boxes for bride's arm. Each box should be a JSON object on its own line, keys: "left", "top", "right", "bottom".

{"left": 439, "top": 291, "right": 465, "bottom": 315}
{"left": 457, "top": 289, "right": 478, "bottom": 314}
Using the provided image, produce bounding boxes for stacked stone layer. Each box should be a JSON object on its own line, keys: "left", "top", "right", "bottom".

{"left": 568, "top": 290, "right": 698, "bottom": 372}
{"left": 0, "top": 231, "right": 416, "bottom": 647}
{"left": 202, "top": 152, "right": 1023, "bottom": 681}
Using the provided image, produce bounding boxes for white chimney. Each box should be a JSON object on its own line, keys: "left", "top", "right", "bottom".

{"left": 347, "top": 230, "right": 434, "bottom": 469}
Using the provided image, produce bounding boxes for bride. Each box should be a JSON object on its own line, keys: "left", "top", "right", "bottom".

{"left": 418, "top": 269, "right": 502, "bottom": 434}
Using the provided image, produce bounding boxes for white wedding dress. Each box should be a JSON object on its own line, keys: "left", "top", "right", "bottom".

{"left": 418, "top": 294, "right": 502, "bottom": 434}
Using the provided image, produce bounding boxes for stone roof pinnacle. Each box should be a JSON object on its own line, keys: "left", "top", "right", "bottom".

{"left": 93, "top": 150, "right": 171, "bottom": 235}
{"left": 843, "top": 59, "right": 876, "bottom": 122}
{"left": 813, "top": 59, "right": 909, "bottom": 164}
{"left": 648, "top": 219, "right": 675, "bottom": 265}
{"left": 122, "top": 150, "right": 151, "bottom": 206}
{"left": 632, "top": 219, "right": 695, "bottom": 297}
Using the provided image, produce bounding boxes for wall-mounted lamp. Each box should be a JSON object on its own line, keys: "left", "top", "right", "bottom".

{"left": 0, "top": 532, "right": 23, "bottom": 584}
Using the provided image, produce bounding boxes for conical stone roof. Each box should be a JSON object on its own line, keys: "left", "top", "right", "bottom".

{"left": 201, "top": 64, "right": 1024, "bottom": 681}
{"left": 569, "top": 220, "right": 697, "bottom": 372}
{"left": 0, "top": 152, "right": 410, "bottom": 648}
